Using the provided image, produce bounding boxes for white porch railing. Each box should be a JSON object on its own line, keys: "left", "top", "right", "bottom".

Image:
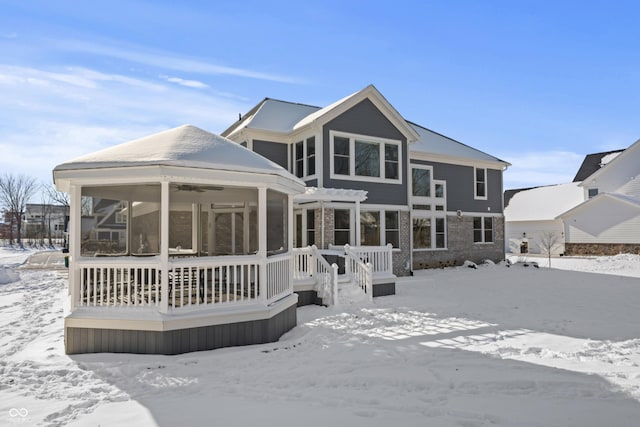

{"left": 344, "top": 246, "right": 373, "bottom": 301}
{"left": 168, "top": 256, "right": 261, "bottom": 312}
{"left": 292, "top": 246, "right": 339, "bottom": 305}
{"left": 75, "top": 253, "right": 294, "bottom": 313}
{"left": 342, "top": 244, "right": 393, "bottom": 276}
{"left": 266, "top": 253, "right": 292, "bottom": 304}
{"left": 77, "top": 259, "right": 162, "bottom": 308}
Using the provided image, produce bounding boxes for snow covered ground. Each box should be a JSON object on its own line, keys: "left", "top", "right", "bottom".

{"left": 1, "top": 247, "right": 640, "bottom": 426}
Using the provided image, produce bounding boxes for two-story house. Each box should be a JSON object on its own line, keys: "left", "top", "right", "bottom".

{"left": 222, "top": 85, "right": 510, "bottom": 275}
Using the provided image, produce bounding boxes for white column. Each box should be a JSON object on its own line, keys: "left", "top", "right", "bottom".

{"left": 69, "top": 184, "right": 81, "bottom": 311}
{"left": 258, "top": 187, "right": 267, "bottom": 302}
{"left": 355, "top": 200, "right": 361, "bottom": 246}
{"left": 243, "top": 203, "right": 250, "bottom": 254}
{"left": 191, "top": 203, "right": 199, "bottom": 252}
{"left": 160, "top": 181, "right": 170, "bottom": 313}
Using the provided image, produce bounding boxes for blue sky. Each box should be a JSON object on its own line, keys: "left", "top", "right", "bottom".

{"left": 1, "top": 0, "right": 639, "bottom": 192}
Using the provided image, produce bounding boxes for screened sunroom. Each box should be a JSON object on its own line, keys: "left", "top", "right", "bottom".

{"left": 54, "top": 125, "right": 304, "bottom": 355}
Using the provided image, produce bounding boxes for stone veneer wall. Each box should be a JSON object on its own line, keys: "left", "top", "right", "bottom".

{"left": 392, "top": 211, "right": 411, "bottom": 276}
{"left": 412, "top": 215, "right": 505, "bottom": 270}
{"left": 564, "top": 243, "right": 640, "bottom": 256}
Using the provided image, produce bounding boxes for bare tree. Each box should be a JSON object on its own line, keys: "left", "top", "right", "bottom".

{"left": 45, "top": 182, "right": 70, "bottom": 247}
{"left": 538, "top": 231, "right": 562, "bottom": 268}
{"left": 0, "top": 174, "right": 38, "bottom": 247}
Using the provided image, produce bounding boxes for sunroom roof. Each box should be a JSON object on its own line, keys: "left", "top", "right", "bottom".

{"left": 54, "top": 125, "right": 301, "bottom": 183}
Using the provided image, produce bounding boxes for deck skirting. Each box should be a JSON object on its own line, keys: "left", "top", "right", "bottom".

{"left": 65, "top": 297, "right": 297, "bottom": 355}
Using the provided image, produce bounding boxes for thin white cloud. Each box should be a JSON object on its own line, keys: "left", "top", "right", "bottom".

{"left": 0, "top": 64, "right": 250, "bottom": 191}
{"left": 501, "top": 150, "right": 584, "bottom": 189}
{"left": 160, "top": 75, "right": 208, "bottom": 89}
{"left": 57, "top": 39, "right": 302, "bottom": 84}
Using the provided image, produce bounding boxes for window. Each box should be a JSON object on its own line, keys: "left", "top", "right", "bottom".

{"left": 412, "top": 167, "right": 431, "bottom": 197}
{"left": 294, "top": 137, "right": 317, "bottom": 178}
{"left": 333, "top": 137, "right": 350, "bottom": 176}
{"left": 413, "top": 216, "right": 446, "bottom": 249}
{"left": 588, "top": 188, "right": 598, "bottom": 198}
{"left": 360, "top": 210, "right": 400, "bottom": 248}
{"left": 473, "top": 216, "right": 493, "bottom": 243}
{"left": 330, "top": 131, "right": 401, "bottom": 183}
{"left": 360, "top": 211, "right": 380, "bottom": 245}
{"left": 334, "top": 209, "right": 351, "bottom": 245}
{"left": 413, "top": 218, "right": 431, "bottom": 249}
{"left": 475, "top": 168, "right": 487, "bottom": 199}
{"left": 385, "top": 211, "right": 400, "bottom": 248}
{"left": 355, "top": 140, "right": 380, "bottom": 177}
{"left": 306, "top": 209, "right": 315, "bottom": 246}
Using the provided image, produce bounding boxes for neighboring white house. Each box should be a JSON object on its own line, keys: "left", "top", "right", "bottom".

{"left": 505, "top": 139, "right": 640, "bottom": 256}
{"left": 558, "top": 139, "right": 640, "bottom": 255}
{"left": 504, "top": 182, "right": 583, "bottom": 255}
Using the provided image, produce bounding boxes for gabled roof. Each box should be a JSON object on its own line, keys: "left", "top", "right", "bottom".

{"left": 556, "top": 192, "right": 640, "bottom": 219}
{"left": 221, "top": 98, "right": 321, "bottom": 137}
{"left": 578, "top": 138, "right": 640, "bottom": 187}
{"left": 409, "top": 122, "right": 510, "bottom": 168}
{"left": 54, "top": 125, "right": 300, "bottom": 182}
{"left": 505, "top": 182, "right": 584, "bottom": 222}
{"left": 223, "top": 85, "right": 420, "bottom": 143}
{"left": 573, "top": 149, "right": 625, "bottom": 182}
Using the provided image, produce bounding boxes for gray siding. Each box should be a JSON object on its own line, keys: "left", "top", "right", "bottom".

{"left": 322, "top": 99, "right": 409, "bottom": 206}
{"left": 411, "top": 159, "right": 504, "bottom": 213}
{"left": 253, "top": 140, "right": 288, "bottom": 170}
{"left": 65, "top": 303, "right": 297, "bottom": 355}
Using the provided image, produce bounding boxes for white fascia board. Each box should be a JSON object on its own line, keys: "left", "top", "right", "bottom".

{"left": 410, "top": 151, "right": 510, "bottom": 170}
{"left": 54, "top": 165, "right": 305, "bottom": 195}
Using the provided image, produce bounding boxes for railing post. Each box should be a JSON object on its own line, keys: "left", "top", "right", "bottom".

{"left": 387, "top": 243, "right": 393, "bottom": 275}
{"left": 366, "top": 262, "right": 373, "bottom": 302}
{"left": 331, "top": 263, "right": 339, "bottom": 306}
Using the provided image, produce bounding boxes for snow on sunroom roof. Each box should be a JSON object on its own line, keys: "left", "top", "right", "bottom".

{"left": 54, "top": 125, "right": 301, "bottom": 182}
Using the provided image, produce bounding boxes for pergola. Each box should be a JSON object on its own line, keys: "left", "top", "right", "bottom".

{"left": 53, "top": 125, "right": 305, "bottom": 354}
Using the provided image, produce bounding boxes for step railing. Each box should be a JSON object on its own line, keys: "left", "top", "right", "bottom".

{"left": 292, "top": 246, "right": 339, "bottom": 305}
{"left": 344, "top": 245, "right": 373, "bottom": 302}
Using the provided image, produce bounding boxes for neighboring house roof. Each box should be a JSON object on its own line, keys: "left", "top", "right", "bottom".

{"left": 54, "top": 125, "right": 301, "bottom": 183}
{"left": 573, "top": 149, "right": 624, "bottom": 182}
{"left": 504, "top": 182, "right": 584, "bottom": 222}
{"left": 504, "top": 186, "right": 538, "bottom": 208}
{"left": 408, "top": 122, "right": 510, "bottom": 168}
{"left": 578, "top": 138, "right": 640, "bottom": 188}
{"left": 557, "top": 192, "right": 640, "bottom": 220}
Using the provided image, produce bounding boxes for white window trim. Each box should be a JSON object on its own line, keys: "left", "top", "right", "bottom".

{"left": 411, "top": 165, "right": 447, "bottom": 212}
{"left": 293, "top": 136, "right": 318, "bottom": 180}
{"left": 474, "top": 167, "right": 488, "bottom": 200}
{"left": 329, "top": 130, "right": 402, "bottom": 184}
{"left": 411, "top": 212, "right": 447, "bottom": 251}
{"left": 410, "top": 164, "right": 433, "bottom": 199}
{"left": 473, "top": 215, "right": 494, "bottom": 244}
{"left": 360, "top": 209, "right": 401, "bottom": 249}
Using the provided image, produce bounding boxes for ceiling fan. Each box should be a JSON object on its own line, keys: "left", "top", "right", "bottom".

{"left": 174, "top": 184, "right": 224, "bottom": 192}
